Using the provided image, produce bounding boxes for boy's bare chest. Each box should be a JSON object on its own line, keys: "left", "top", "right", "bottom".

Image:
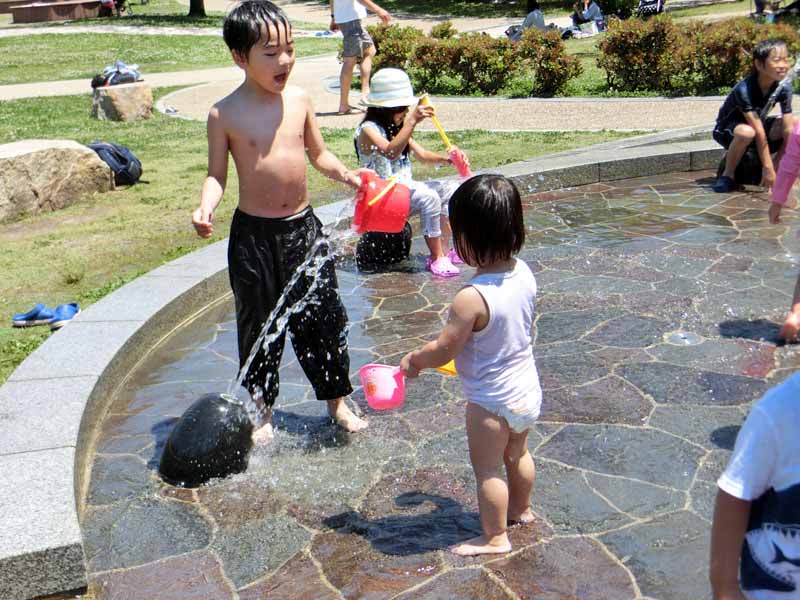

{"left": 229, "top": 112, "right": 305, "bottom": 154}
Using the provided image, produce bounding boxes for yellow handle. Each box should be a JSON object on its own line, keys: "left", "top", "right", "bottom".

{"left": 419, "top": 94, "right": 452, "bottom": 151}
{"left": 436, "top": 359, "right": 457, "bottom": 376}
{"left": 431, "top": 116, "right": 453, "bottom": 151}
{"left": 366, "top": 176, "right": 398, "bottom": 207}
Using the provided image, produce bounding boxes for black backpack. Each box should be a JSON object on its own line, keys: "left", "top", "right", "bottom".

{"left": 88, "top": 141, "right": 143, "bottom": 186}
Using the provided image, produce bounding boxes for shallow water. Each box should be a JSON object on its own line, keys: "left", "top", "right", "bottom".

{"left": 83, "top": 171, "right": 800, "bottom": 600}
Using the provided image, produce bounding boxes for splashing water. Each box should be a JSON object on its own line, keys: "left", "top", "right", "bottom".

{"left": 225, "top": 201, "right": 358, "bottom": 421}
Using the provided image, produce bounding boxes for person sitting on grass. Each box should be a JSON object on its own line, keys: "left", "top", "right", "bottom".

{"left": 709, "top": 372, "right": 800, "bottom": 599}
{"left": 712, "top": 38, "right": 795, "bottom": 193}
{"left": 507, "top": 0, "right": 546, "bottom": 41}
{"left": 571, "top": 0, "right": 603, "bottom": 27}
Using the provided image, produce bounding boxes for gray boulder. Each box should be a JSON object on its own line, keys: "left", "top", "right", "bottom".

{"left": 0, "top": 139, "right": 113, "bottom": 222}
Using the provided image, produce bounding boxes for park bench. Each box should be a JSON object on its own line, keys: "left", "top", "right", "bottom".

{"left": 11, "top": 0, "right": 102, "bottom": 22}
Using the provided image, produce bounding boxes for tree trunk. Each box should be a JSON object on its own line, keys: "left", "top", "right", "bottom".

{"left": 188, "top": 0, "right": 205, "bottom": 17}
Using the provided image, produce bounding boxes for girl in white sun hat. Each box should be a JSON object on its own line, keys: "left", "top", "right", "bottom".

{"left": 355, "top": 67, "right": 468, "bottom": 277}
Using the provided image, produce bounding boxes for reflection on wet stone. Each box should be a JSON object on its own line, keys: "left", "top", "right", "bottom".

{"left": 600, "top": 511, "right": 710, "bottom": 600}
{"left": 618, "top": 362, "right": 768, "bottom": 405}
{"left": 91, "top": 551, "right": 233, "bottom": 600}
{"left": 491, "top": 537, "right": 636, "bottom": 599}
{"left": 80, "top": 171, "right": 800, "bottom": 599}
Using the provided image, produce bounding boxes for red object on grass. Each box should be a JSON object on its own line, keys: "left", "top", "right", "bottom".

{"left": 352, "top": 171, "right": 411, "bottom": 234}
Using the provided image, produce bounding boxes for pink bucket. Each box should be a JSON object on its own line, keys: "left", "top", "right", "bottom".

{"left": 359, "top": 364, "right": 405, "bottom": 410}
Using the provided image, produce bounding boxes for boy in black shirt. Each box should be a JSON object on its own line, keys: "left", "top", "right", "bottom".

{"left": 713, "top": 39, "right": 795, "bottom": 193}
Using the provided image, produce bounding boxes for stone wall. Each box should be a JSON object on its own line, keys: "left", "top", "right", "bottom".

{"left": 0, "top": 139, "right": 114, "bottom": 222}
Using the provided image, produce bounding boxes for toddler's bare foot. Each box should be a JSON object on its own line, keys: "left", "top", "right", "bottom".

{"left": 328, "top": 400, "right": 368, "bottom": 432}
{"left": 507, "top": 508, "right": 535, "bottom": 526}
{"left": 252, "top": 421, "right": 274, "bottom": 446}
{"left": 779, "top": 312, "right": 800, "bottom": 342}
{"left": 450, "top": 535, "right": 511, "bottom": 556}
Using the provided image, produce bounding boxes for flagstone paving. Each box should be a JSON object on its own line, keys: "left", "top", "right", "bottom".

{"left": 82, "top": 171, "right": 800, "bottom": 600}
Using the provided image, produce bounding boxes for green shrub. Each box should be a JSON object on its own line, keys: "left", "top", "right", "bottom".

{"left": 514, "top": 28, "right": 582, "bottom": 96}
{"left": 408, "top": 37, "right": 459, "bottom": 93}
{"left": 367, "top": 22, "right": 581, "bottom": 97}
{"left": 367, "top": 23, "right": 425, "bottom": 71}
{"left": 449, "top": 33, "right": 518, "bottom": 95}
{"left": 596, "top": 16, "right": 680, "bottom": 92}
{"left": 675, "top": 18, "right": 800, "bottom": 94}
{"left": 429, "top": 20, "right": 458, "bottom": 39}
{"left": 598, "top": 15, "right": 800, "bottom": 95}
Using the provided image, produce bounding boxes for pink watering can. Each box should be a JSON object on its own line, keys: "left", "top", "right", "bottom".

{"left": 359, "top": 364, "right": 405, "bottom": 410}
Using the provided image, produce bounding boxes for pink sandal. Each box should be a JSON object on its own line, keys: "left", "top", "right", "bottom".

{"left": 426, "top": 256, "right": 460, "bottom": 277}
{"left": 447, "top": 248, "right": 465, "bottom": 265}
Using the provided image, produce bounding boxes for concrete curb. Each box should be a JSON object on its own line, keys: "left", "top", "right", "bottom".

{"left": 0, "top": 130, "right": 723, "bottom": 599}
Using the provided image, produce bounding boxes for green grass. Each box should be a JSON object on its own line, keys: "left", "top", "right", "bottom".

{"left": 0, "top": 92, "right": 637, "bottom": 384}
{"left": 0, "top": 0, "right": 322, "bottom": 29}
{"left": 668, "top": 0, "right": 749, "bottom": 18}
{"left": 0, "top": 34, "right": 338, "bottom": 84}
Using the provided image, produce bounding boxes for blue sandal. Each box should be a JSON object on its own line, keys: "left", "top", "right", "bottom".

{"left": 12, "top": 303, "right": 55, "bottom": 327}
{"left": 49, "top": 303, "right": 81, "bottom": 331}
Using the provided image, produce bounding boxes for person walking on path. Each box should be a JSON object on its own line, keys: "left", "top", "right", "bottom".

{"left": 330, "top": 0, "right": 390, "bottom": 115}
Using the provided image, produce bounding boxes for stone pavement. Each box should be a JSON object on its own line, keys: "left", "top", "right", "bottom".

{"left": 80, "top": 171, "right": 800, "bottom": 600}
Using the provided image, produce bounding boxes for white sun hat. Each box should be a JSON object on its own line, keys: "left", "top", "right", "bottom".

{"left": 364, "top": 68, "right": 417, "bottom": 108}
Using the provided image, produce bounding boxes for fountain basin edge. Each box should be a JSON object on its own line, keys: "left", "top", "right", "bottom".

{"left": 0, "top": 129, "right": 722, "bottom": 599}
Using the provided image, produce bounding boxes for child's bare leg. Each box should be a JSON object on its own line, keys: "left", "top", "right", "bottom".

{"left": 327, "top": 397, "right": 368, "bottom": 432}
{"left": 338, "top": 56, "right": 358, "bottom": 113}
{"left": 722, "top": 125, "right": 755, "bottom": 178}
{"left": 452, "top": 403, "right": 512, "bottom": 557}
{"left": 359, "top": 45, "right": 375, "bottom": 99}
{"left": 505, "top": 429, "right": 535, "bottom": 524}
{"left": 424, "top": 235, "right": 445, "bottom": 261}
{"left": 440, "top": 215, "right": 452, "bottom": 252}
{"left": 779, "top": 274, "right": 800, "bottom": 342}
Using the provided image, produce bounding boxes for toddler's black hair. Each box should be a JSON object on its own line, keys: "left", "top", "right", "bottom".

{"left": 360, "top": 106, "right": 410, "bottom": 159}
{"left": 527, "top": 0, "right": 540, "bottom": 12}
{"left": 449, "top": 174, "right": 525, "bottom": 267}
{"left": 223, "top": 0, "right": 291, "bottom": 60}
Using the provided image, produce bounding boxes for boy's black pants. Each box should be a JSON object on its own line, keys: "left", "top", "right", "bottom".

{"left": 228, "top": 207, "right": 353, "bottom": 409}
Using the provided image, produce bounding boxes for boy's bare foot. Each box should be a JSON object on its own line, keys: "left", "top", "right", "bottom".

{"left": 507, "top": 508, "right": 535, "bottom": 526}
{"left": 252, "top": 421, "right": 274, "bottom": 446}
{"left": 450, "top": 534, "right": 511, "bottom": 556}
{"left": 328, "top": 399, "right": 368, "bottom": 432}
{"left": 779, "top": 312, "right": 800, "bottom": 342}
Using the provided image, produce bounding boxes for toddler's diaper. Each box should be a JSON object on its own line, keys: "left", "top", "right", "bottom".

{"left": 471, "top": 393, "right": 541, "bottom": 434}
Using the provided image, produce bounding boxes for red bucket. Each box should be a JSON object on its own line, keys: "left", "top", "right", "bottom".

{"left": 352, "top": 172, "right": 411, "bottom": 235}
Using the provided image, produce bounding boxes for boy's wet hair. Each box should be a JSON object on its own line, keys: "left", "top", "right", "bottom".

{"left": 223, "top": 0, "right": 291, "bottom": 60}
{"left": 752, "top": 38, "right": 787, "bottom": 67}
{"left": 449, "top": 174, "right": 525, "bottom": 267}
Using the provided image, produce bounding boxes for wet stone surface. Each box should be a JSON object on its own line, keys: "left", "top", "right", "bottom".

{"left": 82, "top": 172, "right": 800, "bottom": 599}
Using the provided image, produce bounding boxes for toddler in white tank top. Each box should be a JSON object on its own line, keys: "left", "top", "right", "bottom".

{"left": 400, "top": 174, "right": 541, "bottom": 558}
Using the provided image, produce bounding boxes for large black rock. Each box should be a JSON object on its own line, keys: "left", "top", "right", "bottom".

{"left": 158, "top": 393, "right": 254, "bottom": 487}
{"left": 356, "top": 221, "right": 412, "bottom": 269}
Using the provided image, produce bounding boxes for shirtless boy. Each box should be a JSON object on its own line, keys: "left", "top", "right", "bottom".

{"left": 192, "top": 0, "right": 367, "bottom": 442}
